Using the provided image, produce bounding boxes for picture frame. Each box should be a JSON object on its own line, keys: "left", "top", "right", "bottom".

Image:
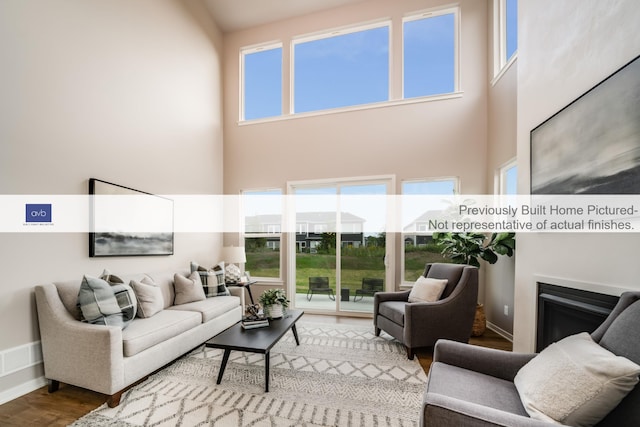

{"left": 89, "top": 178, "right": 174, "bottom": 257}
{"left": 530, "top": 54, "right": 640, "bottom": 194}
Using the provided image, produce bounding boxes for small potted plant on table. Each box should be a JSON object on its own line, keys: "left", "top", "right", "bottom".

{"left": 259, "top": 288, "right": 290, "bottom": 319}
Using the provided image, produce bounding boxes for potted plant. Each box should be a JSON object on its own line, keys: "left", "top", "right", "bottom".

{"left": 431, "top": 232, "right": 515, "bottom": 268}
{"left": 432, "top": 232, "right": 516, "bottom": 335}
{"left": 259, "top": 288, "right": 290, "bottom": 319}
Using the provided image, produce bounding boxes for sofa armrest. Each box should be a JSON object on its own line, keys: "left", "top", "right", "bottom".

{"left": 374, "top": 290, "right": 410, "bottom": 320}
{"left": 374, "top": 290, "right": 410, "bottom": 303}
{"left": 422, "top": 393, "right": 551, "bottom": 427}
{"left": 433, "top": 339, "right": 536, "bottom": 382}
{"left": 228, "top": 286, "right": 246, "bottom": 308}
{"left": 35, "top": 284, "right": 125, "bottom": 395}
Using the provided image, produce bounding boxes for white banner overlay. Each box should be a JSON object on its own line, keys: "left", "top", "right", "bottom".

{"left": 1, "top": 195, "right": 640, "bottom": 233}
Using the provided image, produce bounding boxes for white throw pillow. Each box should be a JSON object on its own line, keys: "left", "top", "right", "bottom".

{"left": 408, "top": 276, "right": 448, "bottom": 303}
{"left": 514, "top": 332, "right": 640, "bottom": 427}
{"left": 130, "top": 276, "right": 164, "bottom": 318}
{"left": 173, "top": 271, "right": 206, "bottom": 305}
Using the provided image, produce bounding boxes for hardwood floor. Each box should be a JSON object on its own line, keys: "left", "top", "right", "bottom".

{"left": 0, "top": 314, "right": 511, "bottom": 426}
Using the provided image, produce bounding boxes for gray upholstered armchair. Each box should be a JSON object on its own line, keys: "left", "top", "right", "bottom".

{"left": 421, "top": 291, "right": 640, "bottom": 427}
{"left": 374, "top": 263, "right": 479, "bottom": 359}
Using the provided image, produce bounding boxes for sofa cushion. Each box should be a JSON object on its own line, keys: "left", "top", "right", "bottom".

{"left": 121, "top": 310, "right": 201, "bottom": 357}
{"left": 408, "top": 276, "right": 448, "bottom": 303}
{"left": 514, "top": 332, "right": 640, "bottom": 427}
{"left": 130, "top": 276, "right": 164, "bottom": 318}
{"left": 378, "top": 301, "right": 406, "bottom": 326}
{"left": 428, "top": 362, "right": 529, "bottom": 416}
{"left": 77, "top": 275, "right": 136, "bottom": 329}
{"left": 168, "top": 295, "right": 240, "bottom": 323}
{"left": 190, "top": 261, "right": 230, "bottom": 297}
{"left": 173, "top": 272, "right": 206, "bottom": 305}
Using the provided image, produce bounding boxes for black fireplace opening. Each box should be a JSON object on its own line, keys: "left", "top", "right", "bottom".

{"left": 536, "top": 283, "right": 619, "bottom": 352}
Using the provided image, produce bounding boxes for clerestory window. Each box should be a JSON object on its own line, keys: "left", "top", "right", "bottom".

{"left": 241, "top": 44, "right": 282, "bottom": 121}
{"left": 292, "top": 22, "right": 390, "bottom": 113}
{"left": 239, "top": 6, "right": 461, "bottom": 122}
{"left": 403, "top": 7, "right": 458, "bottom": 98}
{"left": 493, "top": 0, "right": 518, "bottom": 79}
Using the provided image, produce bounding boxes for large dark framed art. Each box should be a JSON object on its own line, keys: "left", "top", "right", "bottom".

{"left": 531, "top": 54, "right": 640, "bottom": 194}
{"left": 89, "top": 178, "right": 174, "bottom": 257}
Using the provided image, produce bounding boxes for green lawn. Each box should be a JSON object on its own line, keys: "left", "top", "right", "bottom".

{"left": 247, "top": 245, "right": 450, "bottom": 292}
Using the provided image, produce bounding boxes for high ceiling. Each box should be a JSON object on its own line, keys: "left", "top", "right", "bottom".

{"left": 203, "top": 0, "right": 369, "bottom": 33}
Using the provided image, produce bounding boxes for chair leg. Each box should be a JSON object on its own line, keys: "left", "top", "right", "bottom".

{"left": 329, "top": 290, "right": 335, "bottom": 301}
{"left": 406, "top": 346, "right": 415, "bottom": 360}
{"left": 375, "top": 327, "right": 381, "bottom": 337}
{"left": 307, "top": 290, "right": 312, "bottom": 301}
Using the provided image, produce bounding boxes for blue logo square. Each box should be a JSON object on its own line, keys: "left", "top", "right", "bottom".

{"left": 26, "top": 204, "right": 52, "bottom": 223}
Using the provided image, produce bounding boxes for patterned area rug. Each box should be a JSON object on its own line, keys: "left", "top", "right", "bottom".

{"left": 70, "top": 321, "right": 426, "bottom": 426}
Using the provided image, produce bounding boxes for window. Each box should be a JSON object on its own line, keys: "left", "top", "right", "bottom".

{"left": 239, "top": 7, "right": 460, "bottom": 122}
{"left": 293, "top": 22, "right": 390, "bottom": 113}
{"left": 242, "top": 189, "right": 282, "bottom": 280}
{"left": 403, "top": 8, "right": 458, "bottom": 98}
{"left": 505, "top": 0, "right": 518, "bottom": 61}
{"left": 241, "top": 44, "right": 282, "bottom": 120}
{"left": 402, "top": 178, "right": 458, "bottom": 283}
{"left": 494, "top": 0, "right": 518, "bottom": 77}
{"left": 498, "top": 160, "right": 517, "bottom": 195}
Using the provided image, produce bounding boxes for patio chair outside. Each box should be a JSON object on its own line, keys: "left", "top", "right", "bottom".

{"left": 354, "top": 278, "right": 384, "bottom": 302}
{"left": 307, "top": 276, "right": 335, "bottom": 301}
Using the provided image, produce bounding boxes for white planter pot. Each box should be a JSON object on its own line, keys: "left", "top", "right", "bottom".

{"left": 267, "top": 303, "right": 284, "bottom": 319}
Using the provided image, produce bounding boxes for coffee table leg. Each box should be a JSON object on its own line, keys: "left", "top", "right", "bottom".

{"left": 292, "top": 324, "right": 300, "bottom": 346}
{"left": 217, "top": 349, "right": 231, "bottom": 385}
{"left": 264, "top": 351, "right": 270, "bottom": 392}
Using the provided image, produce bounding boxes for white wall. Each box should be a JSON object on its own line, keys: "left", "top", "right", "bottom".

{"left": 485, "top": 0, "right": 518, "bottom": 335}
{"left": 514, "top": 0, "right": 640, "bottom": 352}
{"left": 0, "top": 0, "right": 223, "bottom": 396}
{"left": 221, "top": 0, "right": 490, "bottom": 287}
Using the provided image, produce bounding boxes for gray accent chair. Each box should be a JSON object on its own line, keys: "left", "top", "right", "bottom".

{"left": 374, "top": 263, "right": 479, "bottom": 359}
{"left": 421, "top": 291, "right": 640, "bottom": 426}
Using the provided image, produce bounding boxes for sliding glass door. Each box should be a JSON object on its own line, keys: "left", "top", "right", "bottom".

{"left": 289, "top": 177, "right": 392, "bottom": 315}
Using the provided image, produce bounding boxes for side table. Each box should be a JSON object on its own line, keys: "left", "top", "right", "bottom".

{"left": 228, "top": 280, "right": 257, "bottom": 304}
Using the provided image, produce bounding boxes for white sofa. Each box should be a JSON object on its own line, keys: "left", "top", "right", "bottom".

{"left": 34, "top": 269, "right": 244, "bottom": 407}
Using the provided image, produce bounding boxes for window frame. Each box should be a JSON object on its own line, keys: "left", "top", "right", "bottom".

{"left": 240, "top": 188, "right": 284, "bottom": 282}
{"left": 402, "top": 6, "right": 461, "bottom": 99}
{"left": 240, "top": 41, "right": 283, "bottom": 122}
{"left": 496, "top": 158, "right": 518, "bottom": 195}
{"left": 290, "top": 19, "right": 392, "bottom": 115}
{"left": 400, "top": 177, "right": 460, "bottom": 285}
{"left": 492, "top": 0, "right": 518, "bottom": 82}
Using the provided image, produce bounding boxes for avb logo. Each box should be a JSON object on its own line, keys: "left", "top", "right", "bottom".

{"left": 26, "top": 204, "right": 52, "bottom": 223}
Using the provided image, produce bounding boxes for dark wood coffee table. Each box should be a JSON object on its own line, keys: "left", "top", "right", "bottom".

{"left": 205, "top": 309, "right": 303, "bottom": 392}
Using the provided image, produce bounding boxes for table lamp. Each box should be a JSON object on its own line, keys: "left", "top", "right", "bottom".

{"left": 222, "top": 246, "right": 246, "bottom": 284}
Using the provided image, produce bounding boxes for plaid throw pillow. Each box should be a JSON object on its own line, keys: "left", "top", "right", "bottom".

{"left": 77, "top": 271, "right": 137, "bottom": 329}
{"left": 190, "top": 261, "right": 230, "bottom": 297}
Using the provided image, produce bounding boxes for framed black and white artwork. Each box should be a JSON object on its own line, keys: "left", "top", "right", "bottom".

{"left": 531, "top": 54, "right": 640, "bottom": 194}
{"left": 89, "top": 178, "right": 174, "bottom": 257}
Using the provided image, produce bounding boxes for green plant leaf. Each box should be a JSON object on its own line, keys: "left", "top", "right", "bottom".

{"left": 481, "top": 249, "right": 498, "bottom": 264}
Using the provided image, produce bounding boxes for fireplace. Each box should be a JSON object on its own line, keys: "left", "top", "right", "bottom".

{"left": 536, "top": 283, "right": 619, "bottom": 351}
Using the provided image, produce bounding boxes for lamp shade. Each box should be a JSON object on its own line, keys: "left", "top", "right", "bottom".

{"left": 222, "top": 246, "right": 246, "bottom": 264}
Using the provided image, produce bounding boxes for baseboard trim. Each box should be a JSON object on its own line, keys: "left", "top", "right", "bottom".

{"left": 0, "top": 375, "right": 47, "bottom": 405}
{"left": 487, "top": 321, "right": 513, "bottom": 342}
